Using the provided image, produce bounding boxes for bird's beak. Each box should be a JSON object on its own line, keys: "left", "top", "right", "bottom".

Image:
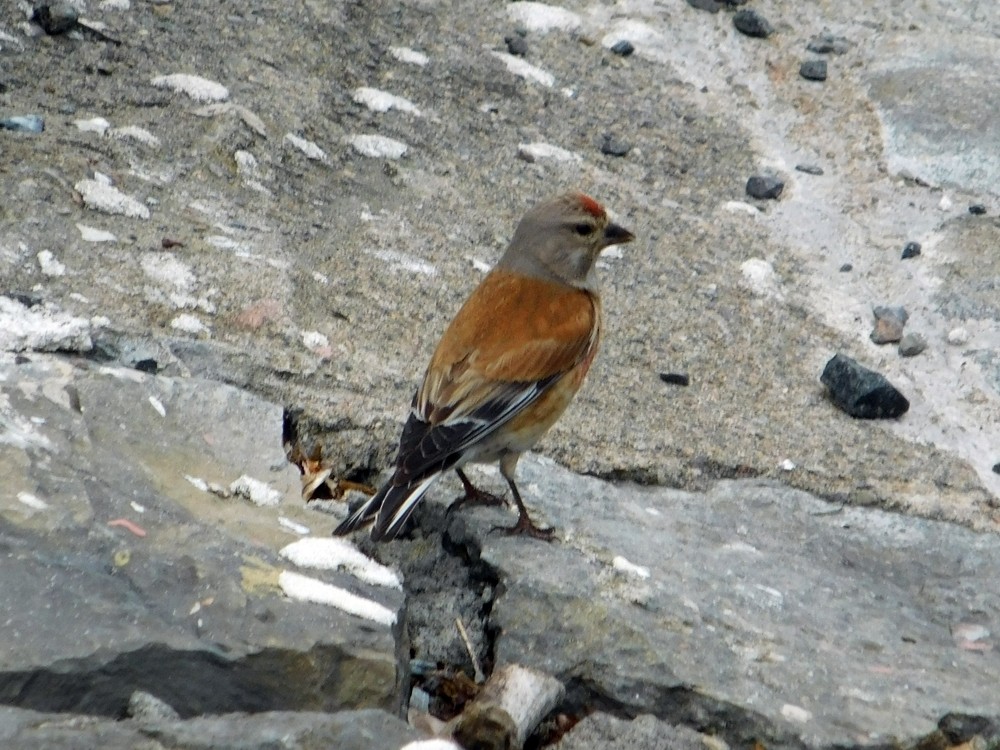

{"left": 601, "top": 221, "right": 635, "bottom": 248}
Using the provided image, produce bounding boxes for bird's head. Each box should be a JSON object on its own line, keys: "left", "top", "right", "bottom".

{"left": 499, "top": 192, "right": 635, "bottom": 289}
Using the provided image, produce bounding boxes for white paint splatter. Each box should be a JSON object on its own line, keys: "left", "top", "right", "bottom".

{"left": 279, "top": 570, "right": 396, "bottom": 626}
{"left": 280, "top": 538, "right": 402, "bottom": 589}
{"left": 151, "top": 74, "right": 229, "bottom": 103}
{"left": 230, "top": 475, "right": 282, "bottom": 507}
{"left": 399, "top": 741, "right": 462, "bottom": 750}
{"left": 353, "top": 87, "right": 421, "bottom": 116}
{"left": 0, "top": 297, "right": 92, "bottom": 354}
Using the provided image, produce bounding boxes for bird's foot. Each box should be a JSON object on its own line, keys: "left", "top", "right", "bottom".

{"left": 491, "top": 514, "right": 556, "bottom": 541}
{"left": 450, "top": 485, "right": 507, "bottom": 510}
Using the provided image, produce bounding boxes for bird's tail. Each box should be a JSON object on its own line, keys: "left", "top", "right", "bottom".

{"left": 333, "top": 472, "right": 443, "bottom": 541}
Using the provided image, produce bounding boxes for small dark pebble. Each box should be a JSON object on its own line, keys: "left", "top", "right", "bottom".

{"left": 733, "top": 9, "right": 773, "bottom": 38}
{"left": 599, "top": 133, "right": 631, "bottom": 157}
{"left": 821, "top": 353, "right": 909, "bottom": 419}
{"left": 504, "top": 34, "right": 528, "bottom": 57}
{"left": 898, "top": 333, "right": 927, "bottom": 357}
{"left": 993, "top": 463, "right": 1000, "bottom": 475}
{"left": 31, "top": 2, "right": 78, "bottom": 34}
{"left": 901, "top": 241, "right": 921, "bottom": 259}
{"left": 610, "top": 40, "right": 635, "bottom": 57}
{"left": 800, "top": 59, "right": 828, "bottom": 81}
{"left": 14, "top": 354, "right": 31, "bottom": 365}
{"left": 686, "top": 0, "right": 724, "bottom": 12}
{"left": 807, "top": 32, "right": 851, "bottom": 55}
{"left": 969, "top": 204, "right": 987, "bottom": 215}
{"left": 746, "top": 175, "right": 784, "bottom": 200}
{"left": 795, "top": 164, "right": 824, "bottom": 175}
{"left": 4, "top": 291, "right": 43, "bottom": 308}
{"left": 839, "top": 263, "right": 853, "bottom": 272}
{"left": 659, "top": 372, "right": 690, "bottom": 386}
{"left": 134, "top": 359, "right": 159, "bottom": 374}
{"left": 0, "top": 115, "right": 45, "bottom": 133}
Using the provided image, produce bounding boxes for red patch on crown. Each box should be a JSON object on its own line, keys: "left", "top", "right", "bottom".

{"left": 576, "top": 193, "right": 606, "bottom": 219}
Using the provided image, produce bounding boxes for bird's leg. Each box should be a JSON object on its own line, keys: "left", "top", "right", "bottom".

{"left": 449, "top": 468, "right": 508, "bottom": 510}
{"left": 492, "top": 476, "right": 555, "bottom": 541}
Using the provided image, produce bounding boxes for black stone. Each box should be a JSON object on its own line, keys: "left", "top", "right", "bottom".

{"left": 969, "top": 204, "right": 987, "bottom": 215}
{"left": 134, "top": 359, "right": 159, "bottom": 374}
{"left": 746, "top": 175, "right": 784, "bottom": 200}
{"left": 993, "top": 462, "right": 1000, "bottom": 475}
{"left": 31, "top": 2, "right": 78, "bottom": 34}
{"left": 839, "top": 263, "right": 853, "bottom": 272}
{"left": 939, "top": 714, "right": 999, "bottom": 745}
{"left": 901, "top": 241, "right": 921, "bottom": 259}
{"left": 733, "top": 9, "right": 773, "bottom": 38}
{"left": 4, "top": 291, "right": 43, "bottom": 308}
{"left": 504, "top": 34, "right": 528, "bottom": 57}
{"left": 821, "top": 353, "right": 909, "bottom": 419}
{"left": 686, "top": 0, "right": 724, "bottom": 12}
{"left": 800, "top": 60, "right": 828, "bottom": 81}
{"left": 610, "top": 40, "right": 635, "bottom": 57}
{"left": 659, "top": 372, "right": 690, "bottom": 386}
{"left": 795, "top": 164, "right": 824, "bottom": 175}
{"left": 599, "top": 134, "right": 631, "bottom": 157}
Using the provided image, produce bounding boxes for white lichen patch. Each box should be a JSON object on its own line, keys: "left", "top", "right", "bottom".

{"left": 352, "top": 87, "right": 421, "bottom": 116}
{"left": 37, "top": 250, "right": 65, "bottom": 277}
{"left": 76, "top": 224, "right": 117, "bottom": 243}
{"left": 389, "top": 46, "right": 429, "bottom": 66}
{"left": 169, "top": 314, "right": 209, "bottom": 334}
{"left": 507, "top": 2, "right": 582, "bottom": 33}
{"left": 301, "top": 330, "right": 329, "bottom": 350}
{"left": 369, "top": 249, "right": 436, "bottom": 275}
{"left": 740, "top": 258, "right": 781, "bottom": 298}
{"left": 280, "top": 538, "right": 402, "bottom": 589}
{"left": 517, "top": 142, "right": 581, "bottom": 163}
{"left": 0, "top": 297, "right": 92, "bottom": 354}
{"left": 278, "top": 570, "right": 396, "bottom": 626}
{"left": 74, "top": 179, "right": 150, "bottom": 219}
{"left": 151, "top": 73, "right": 229, "bottom": 103}
{"left": 230, "top": 475, "right": 282, "bottom": 507}
{"left": 283, "top": 133, "right": 327, "bottom": 161}
{"left": 74, "top": 116, "right": 111, "bottom": 134}
{"left": 490, "top": 51, "right": 554, "bottom": 87}
{"left": 347, "top": 134, "right": 408, "bottom": 159}
{"left": 110, "top": 125, "right": 160, "bottom": 147}
{"left": 612, "top": 555, "right": 651, "bottom": 579}
{"left": 141, "top": 253, "right": 194, "bottom": 291}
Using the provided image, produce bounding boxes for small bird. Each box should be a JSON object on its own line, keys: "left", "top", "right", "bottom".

{"left": 335, "top": 192, "right": 634, "bottom": 541}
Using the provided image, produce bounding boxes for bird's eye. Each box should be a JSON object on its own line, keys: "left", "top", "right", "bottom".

{"left": 574, "top": 222, "right": 595, "bottom": 236}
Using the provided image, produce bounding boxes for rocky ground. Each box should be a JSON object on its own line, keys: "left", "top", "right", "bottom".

{"left": 2, "top": 0, "right": 999, "bottom": 748}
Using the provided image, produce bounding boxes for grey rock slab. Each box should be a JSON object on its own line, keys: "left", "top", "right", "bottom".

{"left": 468, "top": 455, "right": 1000, "bottom": 749}
{"left": 867, "top": 34, "right": 1000, "bottom": 197}
{"left": 556, "top": 713, "right": 710, "bottom": 750}
{"left": 0, "top": 706, "right": 420, "bottom": 750}
{"left": 0, "top": 354, "right": 404, "bottom": 718}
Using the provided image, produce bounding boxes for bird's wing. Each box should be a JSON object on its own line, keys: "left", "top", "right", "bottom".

{"left": 357, "top": 272, "right": 598, "bottom": 539}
